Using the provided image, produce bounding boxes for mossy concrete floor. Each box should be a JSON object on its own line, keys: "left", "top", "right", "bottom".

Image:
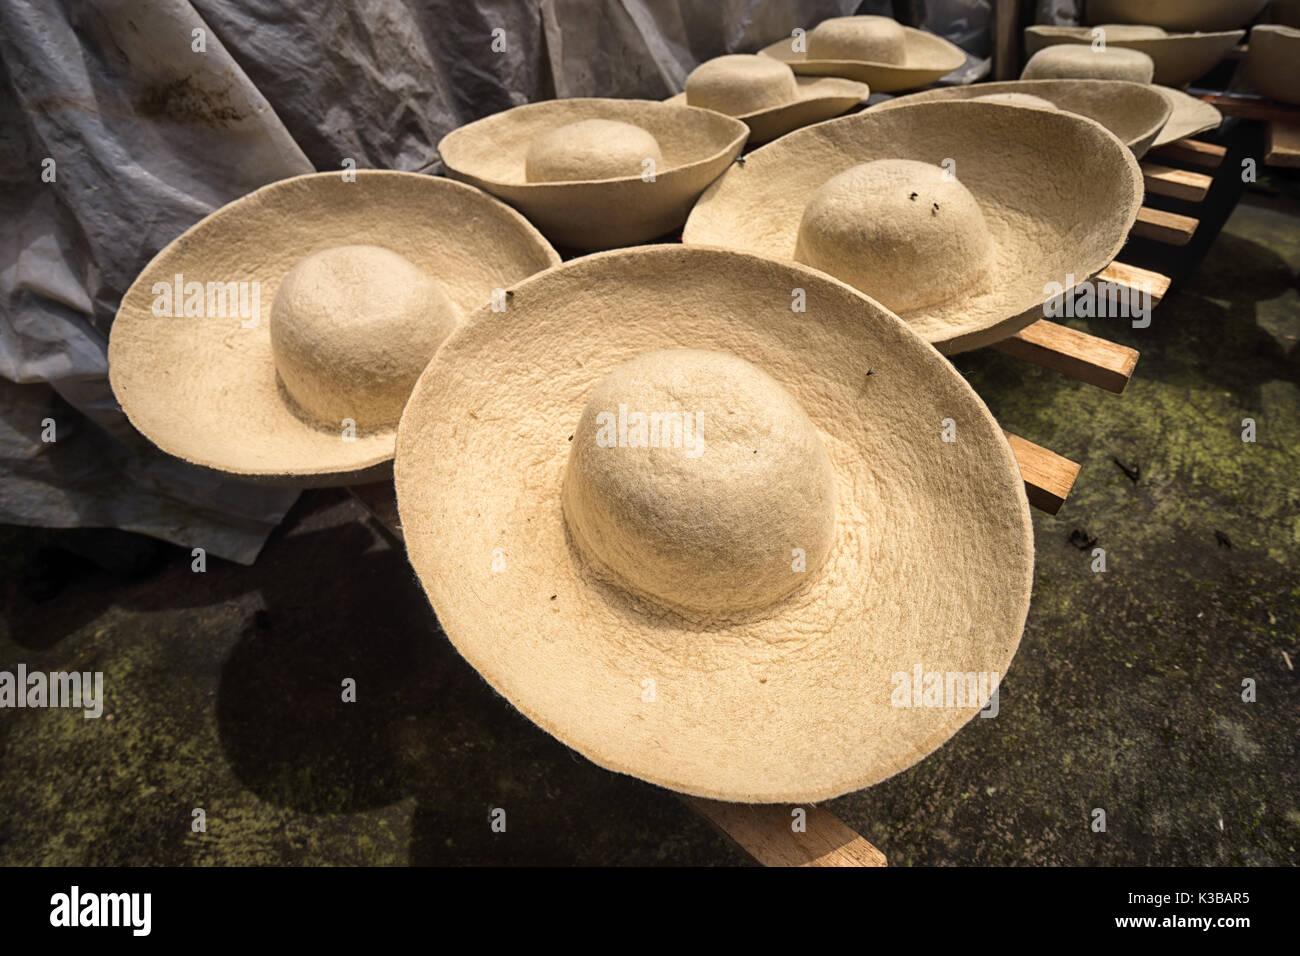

{"left": 2, "top": 184, "right": 1297, "bottom": 867}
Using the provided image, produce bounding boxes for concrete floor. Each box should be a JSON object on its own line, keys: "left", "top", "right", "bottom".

{"left": 2, "top": 167, "right": 1297, "bottom": 867}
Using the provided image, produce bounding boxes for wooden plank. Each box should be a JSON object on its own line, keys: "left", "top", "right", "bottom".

{"left": 1194, "top": 92, "right": 1300, "bottom": 124}
{"left": 990, "top": 320, "right": 1139, "bottom": 394}
{"left": 687, "top": 798, "right": 887, "bottom": 867}
{"left": 1141, "top": 161, "right": 1213, "bottom": 202}
{"left": 1004, "top": 431, "right": 1079, "bottom": 515}
{"left": 1150, "top": 138, "right": 1225, "bottom": 171}
{"left": 346, "top": 481, "right": 888, "bottom": 868}
{"left": 993, "top": 0, "right": 1019, "bottom": 81}
{"left": 1132, "top": 206, "right": 1198, "bottom": 246}
{"left": 1265, "top": 122, "right": 1300, "bottom": 168}
{"left": 1098, "top": 261, "right": 1171, "bottom": 307}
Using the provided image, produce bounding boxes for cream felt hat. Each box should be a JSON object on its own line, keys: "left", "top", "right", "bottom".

{"left": 1020, "top": 46, "right": 1222, "bottom": 146}
{"left": 437, "top": 99, "right": 747, "bottom": 250}
{"left": 682, "top": 101, "right": 1143, "bottom": 354}
{"left": 876, "top": 79, "right": 1173, "bottom": 158}
{"left": 665, "top": 54, "right": 867, "bottom": 144}
{"left": 1247, "top": 26, "right": 1300, "bottom": 105}
{"left": 1024, "top": 25, "right": 1245, "bottom": 87}
{"left": 758, "top": 15, "right": 966, "bottom": 93}
{"left": 108, "top": 171, "right": 560, "bottom": 486}
{"left": 1086, "top": 0, "right": 1268, "bottom": 32}
{"left": 394, "top": 245, "right": 1034, "bottom": 802}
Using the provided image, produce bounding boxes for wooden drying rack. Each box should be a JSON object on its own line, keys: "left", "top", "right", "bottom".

{"left": 346, "top": 136, "right": 1224, "bottom": 868}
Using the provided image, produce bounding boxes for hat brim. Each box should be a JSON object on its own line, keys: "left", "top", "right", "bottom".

{"left": 108, "top": 171, "right": 560, "bottom": 485}
{"left": 437, "top": 99, "right": 747, "bottom": 250}
{"left": 875, "top": 79, "right": 1173, "bottom": 158}
{"left": 1151, "top": 85, "right": 1223, "bottom": 145}
{"left": 1247, "top": 26, "right": 1300, "bottom": 105}
{"left": 394, "top": 245, "right": 1034, "bottom": 803}
{"left": 1087, "top": 0, "right": 1268, "bottom": 32}
{"left": 682, "top": 100, "right": 1144, "bottom": 354}
{"left": 758, "top": 27, "right": 966, "bottom": 92}
{"left": 1024, "top": 26, "right": 1245, "bottom": 87}
{"left": 666, "top": 75, "right": 868, "bottom": 144}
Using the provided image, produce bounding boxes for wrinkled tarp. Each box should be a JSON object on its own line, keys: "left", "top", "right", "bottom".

{"left": 0, "top": 0, "right": 991, "bottom": 565}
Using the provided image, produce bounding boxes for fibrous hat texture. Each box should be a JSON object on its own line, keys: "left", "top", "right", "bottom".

{"left": 683, "top": 100, "right": 1144, "bottom": 353}
{"left": 668, "top": 54, "right": 867, "bottom": 144}
{"left": 394, "top": 245, "right": 1035, "bottom": 803}
{"left": 108, "top": 171, "right": 560, "bottom": 485}
{"left": 437, "top": 98, "right": 747, "bottom": 250}
{"left": 1024, "top": 24, "right": 1245, "bottom": 87}
{"left": 880, "top": 78, "right": 1173, "bottom": 158}
{"left": 758, "top": 15, "right": 967, "bottom": 93}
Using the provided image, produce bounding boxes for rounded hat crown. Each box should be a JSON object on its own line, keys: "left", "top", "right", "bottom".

{"left": 1021, "top": 44, "right": 1156, "bottom": 82}
{"left": 562, "top": 348, "right": 837, "bottom": 617}
{"left": 270, "top": 244, "right": 459, "bottom": 430}
{"left": 524, "top": 118, "right": 664, "bottom": 183}
{"left": 793, "top": 159, "right": 995, "bottom": 316}
{"left": 807, "top": 15, "right": 907, "bottom": 63}
{"left": 685, "top": 54, "right": 800, "bottom": 114}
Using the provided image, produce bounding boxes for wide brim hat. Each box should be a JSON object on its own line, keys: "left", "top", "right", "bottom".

{"left": 682, "top": 101, "right": 1144, "bottom": 354}
{"left": 1151, "top": 85, "right": 1223, "bottom": 144}
{"left": 758, "top": 17, "right": 966, "bottom": 93}
{"left": 1018, "top": 46, "right": 1221, "bottom": 145}
{"left": 1025, "top": 25, "right": 1245, "bottom": 87}
{"left": 1086, "top": 0, "right": 1269, "bottom": 32}
{"left": 437, "top": 98, "right": 747, "bottom": 250}
{"left": 666, "top": 73, "right": 867, "bottom": 144}
{"left": 876, "top": 78, "right": 1173, "bottom": 158}
{"left": 394, "top": 245, "right": 1034, "bottom": 802}
{"left": 1247, "top": 25, "right": 1300, "bottom": 105}
{"left": 108, "top": 171, "right": 560, "bottom": 486}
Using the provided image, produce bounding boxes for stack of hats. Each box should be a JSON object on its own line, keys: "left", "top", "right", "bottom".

{"left": 108, "top": 11, "right": 1159, "bottom": 802}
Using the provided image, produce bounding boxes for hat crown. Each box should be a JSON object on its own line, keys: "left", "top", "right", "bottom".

{"left": 1022, "top": 44, "right": 1155, "bottom": 82}
{"left": 685, "top": 54, "right": 799, "bottom": 114}
{"left": 807, "top": 15, "right": 907, "bottom": 63}
{"left": 793, "top": 160, "right": 995, "bottom": 316}
{"left": 1096, "top": 23, "right": 1168, "bottom": 39}
{"left": 270, "top": 244, "right": 459, "bottom": 430}
{"left": 524, "top": 118, "right": 664, "bottom": 183}
{"left": 562, "top": 349, "right": 837, "bottom": 617}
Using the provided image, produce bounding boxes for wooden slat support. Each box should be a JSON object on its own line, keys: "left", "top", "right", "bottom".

{"left": 1150, "top": 138, "right": 1225, "bottom": 171}
{"left": 1193, "top": 91, "right": 1300, "bottom": 124}
{"left": 687, "top": 798, "right": 887, "bottom": 867}
{"left": 346, "top": 480, "right": 888, "bottom": 868}
{"left": 1003, "top": 431, "right": 1080, "bottom": 515}
{"left": 1098, "top": 260, "right": 1171, "bottom": 306}
{"left": 1141, "top": 161, "right": 1213, "bottom": 202}
{"left": 991, "top": 320, "right": 1139, "bottom": 393}
{"left": 1265, "top": 122, "right": 1300, "bottom": 168}
{"left": 1133, "top": 206, "right": 1199, "bottom": 246}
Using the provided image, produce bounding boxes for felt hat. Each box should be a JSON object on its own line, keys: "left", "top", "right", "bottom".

{"left": 1247, "top": 25, "right": 1300, "bottom": 105}
{"left": 876, "top": 78, "right": 1173, "bottom": 158}
{"left": 393, "top": 245, "right": 1034, "bottom": 802}
{"left": 108, "top": 171, "right": 560, "bottom": 486}
{"left": 1086, "top": 0, "right": 1268, "bottom": 32}
{"left": 1024, "top": 24, "right": 1245, "bottom": 87}
{"left": 758, "top": 15, "right": 966, "bottom": 93}
{"left": 1020, "top": 46, "right": 1223, "bottom": 146}
{"left": 682, "top": 101, "right": 1143, "bottom": 353}
{"left": 666, "top": 54, "right": 867, "bottom": 144}
{"left": 437, "top": 99, "right": 747, "bottom": 250}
